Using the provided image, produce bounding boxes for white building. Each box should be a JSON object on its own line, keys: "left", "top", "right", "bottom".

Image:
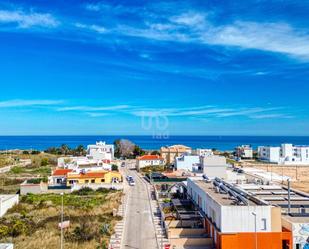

{"left": 57, "top": 141, "right": 114, "bottom": 170}
{"left": 196, "top": 149, "right": 213, "bottom": 157}
{"left": 87, "top": 141, "right": 114, "bottom": 161}
{"left": 0, "top": 195, "right": 19, "bottom": 217}
{"left": 201, "top": 155, "right": 228, "bottom": 179}
{"left": 175, "top": 153, "right": 201, "bottom": 172}
{"left": 258, "top": 144, "right": 309, "bottom": 165}
{"left": 136, "top": 155, "right": 165, "bottom": 170}
{"left": 235, "top": 145, "right": 253, "bottom": 159}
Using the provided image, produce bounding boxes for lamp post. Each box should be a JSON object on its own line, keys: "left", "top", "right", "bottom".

{"left": 60, "top": 192, "right": 64, "bottom": 249}
{"left": 252, "top": 212, "right": 257, "bottom": 249}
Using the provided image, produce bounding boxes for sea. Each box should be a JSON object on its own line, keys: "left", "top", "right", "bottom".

{"left": 1, "top": 135, "right": 309, "bottom": 151}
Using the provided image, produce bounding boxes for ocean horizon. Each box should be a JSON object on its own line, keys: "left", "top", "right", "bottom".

{"left": 1, "top": 135, "right": 309, "bottom": 151}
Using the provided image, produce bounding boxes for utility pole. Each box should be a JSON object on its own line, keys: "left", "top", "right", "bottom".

{"left": 252, "top": 212, "right": 257, "bottom": 249}
{"left": 287, "top": 179, "right": 291, "bottom": 214}
{"left": 60, "top": 192, "right": 64, "bottom": 249}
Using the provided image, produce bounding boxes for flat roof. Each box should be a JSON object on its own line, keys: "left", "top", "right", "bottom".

{"left": 235, "top": 183, "right": 309, "bottom": 223}
{"left": 194, "top": 180, "right": 257, "bottom": 206}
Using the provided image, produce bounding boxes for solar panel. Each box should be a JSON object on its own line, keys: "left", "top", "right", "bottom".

{"left": 263, "top": 197, "right": 286, "bottom": 201}
{"left": 285, "top": 197, "right": 309, "bottom": 201}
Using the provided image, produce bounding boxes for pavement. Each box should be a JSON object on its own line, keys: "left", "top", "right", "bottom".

{"left": 109, "top": 160, "right": 169, "bottom": 249}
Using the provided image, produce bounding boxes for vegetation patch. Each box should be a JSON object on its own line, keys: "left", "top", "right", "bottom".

{"left": 0, "top": 190, "right": 123, "bottom": 249}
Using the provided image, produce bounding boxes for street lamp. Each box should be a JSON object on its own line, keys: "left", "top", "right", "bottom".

{"left": 60, "top": 192, "right": 64, "bottom": 249}
{"left": 252, "top": 212, "right": 257, "bottom": 249}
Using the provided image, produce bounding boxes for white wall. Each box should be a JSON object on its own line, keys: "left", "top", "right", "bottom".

{"left": 0, "top": 195, "right": 19, "bottom": 217}
{"left": 175, "top": 155, "right": 200, "bottom": 171}
{"left": 137, "top": 159, "right": 164, "bottom": 169}
{"left": 187, "top": 179, "right": 273, "bottom": 233}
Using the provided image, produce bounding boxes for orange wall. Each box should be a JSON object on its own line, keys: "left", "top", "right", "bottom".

{"left": 204, "top": 218, "right": 292, "bottom": 249}
{"left": 219, "top": 232, "right": 292, "bottom": 249}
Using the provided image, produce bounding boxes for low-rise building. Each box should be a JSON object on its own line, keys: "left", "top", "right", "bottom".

{"left": 0, "top": 195, "right": 19, "bottom": 217}
{"left": 258, "top": 143, "right": 309, "bottom": 165}
{"left": 49, "top": 168, "right": 73, "bottom": 186}
{"left": 196, "top": 149, "right": 213, "bottom": 157}
{"left": 87, "top": 141, "right": 114, "bottom": 161}
{"left": 66, "top": 171, "right": 122, "bottom": 186}
{"left": 136, "top": 155, "right": 165, "bottom": 171}
{"left": 175, "top": 153, "right": 201, "bottom": 172}
{"left": 235, "top": 145, "right": 253, "bottom": 159}
{"left": 201, "top": 155, "right": 228, "bottom": 179}
{"left": 160, "top": 145, "right": 192, "bottom": 165}
{"left": 187, "top": 178, "right": 293, "bottom": 249}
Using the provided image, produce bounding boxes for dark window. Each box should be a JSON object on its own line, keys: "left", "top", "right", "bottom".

{"left": 101, "top": 179, "right": 105, "bottom": 182}
{"left": 91, "top": 179, "right": 95, "bottom": 183}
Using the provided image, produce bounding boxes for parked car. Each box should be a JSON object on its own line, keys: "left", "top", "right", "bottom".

{"left": 129, "top": 180, "right": 136, "bottom": 186}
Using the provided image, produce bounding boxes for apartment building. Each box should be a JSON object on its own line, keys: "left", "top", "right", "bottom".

{"left": 258, "top": 144, "right": 309, "bottom": 165}
{"left": 160, "top": 145, "right": 192, "bottom": 165}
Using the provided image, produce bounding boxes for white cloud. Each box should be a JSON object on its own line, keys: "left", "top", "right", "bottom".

{"left": 0, "top": 9, "right": 59, "bottom": 28}
{"left": 57, "top": 105, "right": 130, "bottom": 112}
{"left": 86, "top": 112, "right": 110, "bottom": 117}
{"left": 86, "top": 10, "right": 308, "bottom": 60}
{"left": 0, "top": 99, "right": 63, "bottom": 108}
{"left": 130, "top": 105, "right": 289, "bottom": 120}
{"left": 75, "top": 23, "right": 107, "bottom": 33}
{"left": 204, "top": 21, "right": 309, "bottom": 60}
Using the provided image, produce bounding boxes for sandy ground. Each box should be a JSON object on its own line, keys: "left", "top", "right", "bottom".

{"left": 241, "top": 162, "right": 309, "bottom": 193}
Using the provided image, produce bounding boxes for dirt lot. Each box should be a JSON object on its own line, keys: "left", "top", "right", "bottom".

{"left": 242, "top": 163, "right": 309, "bottom": 193}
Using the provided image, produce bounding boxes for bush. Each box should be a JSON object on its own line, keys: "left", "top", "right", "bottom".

{"left": 11, "top": 220, "right": 28, "bottom": 237}
{"left": 0, "top": 225, "right": 9, "bottom": 239}
{"left": 72, "top": 187, "right": 94, "bottom": 196}
{"left": 27, "top": 178, "right": 43, "bottom": 184}
{"left": 41, "top": 158, "right": 49, "bottom": 166}
{"left": 111, "top": 164, "right": 118, "bottom": 171}
{"left": 10, "top": 166, "right": 23, "bottom": 174}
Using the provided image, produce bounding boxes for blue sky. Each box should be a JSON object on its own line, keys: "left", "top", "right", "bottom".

{"left": 0, "top": 0, "right": 309, "bottom": 135}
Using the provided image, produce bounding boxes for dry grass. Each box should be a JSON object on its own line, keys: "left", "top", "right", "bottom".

{"left": 0, "top": 191, "right": 123, "bottom": 249}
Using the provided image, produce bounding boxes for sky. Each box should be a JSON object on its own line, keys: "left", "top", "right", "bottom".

{"left": 0, "top": 0, "right": 309, "bottom": 136}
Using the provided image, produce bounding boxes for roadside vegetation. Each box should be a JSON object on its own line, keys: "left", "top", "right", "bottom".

{"left": 0, "top": 152, "right": 58, "bottom": 194}
{"left": 140, "top": 165, "right": 166, "bottom": 174}
{"left": 0, "top": 188, "right": 122, "bottom": 249}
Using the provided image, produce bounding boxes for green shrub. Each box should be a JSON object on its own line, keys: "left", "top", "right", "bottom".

{"left": 11, "top": 220, "right": 28, "bottom": 237}
{"left": 72, "top": 187, "right": 94, "bottom": 196}
{"left": 41, "top": 158, "right": 49, "bottom": 166}
{"left": 0, "top": 225, "right": 9, "bottom": 239}
{"left": 10, "top": 166, "right": 23, "bottom": 174}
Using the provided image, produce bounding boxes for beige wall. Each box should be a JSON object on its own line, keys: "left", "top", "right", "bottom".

{"left": 271, "top": 207, "right": 282, "bottom": 232}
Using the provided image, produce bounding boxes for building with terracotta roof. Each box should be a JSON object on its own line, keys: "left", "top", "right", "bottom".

{"left": 160, "top": 145, "right": 192, "bottom": 165}
{"left": 50, "top": 168, "right": 73, "bottom": 185}
{"left": 136, "top": 155, "right": 165, "bottom": 171}
{"left": 66, "top": 170, "right": 122, "bottom": 186}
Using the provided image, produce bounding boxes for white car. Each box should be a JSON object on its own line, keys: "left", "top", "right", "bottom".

{"left": 129, "top": 181, "right": 136, "bottom": 186}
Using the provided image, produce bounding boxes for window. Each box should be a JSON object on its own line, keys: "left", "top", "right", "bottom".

{"left": 101, "top": 179, "right": 105, "bottom": 182}
{"left": 85, "top": 180, "right": 89, "bottom": 183}
{"left": 91, "top": 179, "right": 95, "bottom": 183}
{"left": 261, "top": 218, "right": 267, "bottom": 230}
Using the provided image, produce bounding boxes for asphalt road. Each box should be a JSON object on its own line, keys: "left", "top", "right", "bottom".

{"left": 122, "top": 161, "right": 158, "bottom": 249}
